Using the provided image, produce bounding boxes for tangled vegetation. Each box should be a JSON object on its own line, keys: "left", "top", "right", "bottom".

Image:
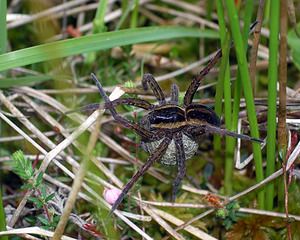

{"left": 1, "top": 0, "right": 300, "bottom": 239}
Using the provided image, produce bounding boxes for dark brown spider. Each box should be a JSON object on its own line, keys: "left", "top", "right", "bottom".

{"left": 73, "top": 22, "right": 261, "bottom": 214}
{"left": 87, "top": 44, "right": 262, "bottom": 213}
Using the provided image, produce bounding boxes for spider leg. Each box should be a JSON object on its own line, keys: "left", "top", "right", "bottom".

{"left": 183, "top": 49, "right": 222, "bottom": 107}
{"left": 110, "top": 136, "right": 172, "bottom": 214}
{"left": 65, "top": 98, "right": 154, "bottom": 114}
{"left": 91, "top": 73, "right": 155, "bottom": 140}
{"left": 190, "top": 124, "right": 263, "bottom": 143}
{"left": 171, "top": 133, "right": 186, "bottom": 202}
{"left": 142, "top": 73, "right": 166, "bottom": 104}
{"left": 170, "top": 83, "right": 179, "bottom": 105}
{"left": 111, "top": 98, "right": 154, "bottom": 110}
{"left": 183, "top": 21, "right": 259, "bottom": 107}
{"left": 65, "top": 103, "right": 101, "bottom": 115}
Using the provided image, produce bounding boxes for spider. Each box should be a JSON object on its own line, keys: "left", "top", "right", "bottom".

{"left": 86, "top": 43, "right": 262, "bottom": 213}
{"left": 73, "top": 23, "right": 261, "bottom": 214}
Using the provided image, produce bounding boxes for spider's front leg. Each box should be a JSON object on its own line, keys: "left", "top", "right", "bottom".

{"left": 183, "top": 49, "right": 222, "bottom": 107}
{"left": 142, "top": 73, "right": 166, "bottom": 104}
{"left": 183, "top": 21, "right": 258, "bottom": 107}
{"left": 91, "top": 73, "right": 156, "bottom": 140}
{"left": 189, "top": 124, "right": 263, "bottom": 143}
{"left": 110, "top": 136, "right": 172, "bottom": 213}
{"left": 172, "top": 133, "right": 186, "bottom": 202}
{"left": 65, "top": 98, "right": 155, "bottom": 115}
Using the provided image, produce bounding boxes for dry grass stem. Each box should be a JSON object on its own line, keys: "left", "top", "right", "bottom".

{"left": 249, "top": 0, "right": 265, "bottom": 93}
{"left": 0, "top": 227, "right": 76, "bottom": 240}
{"left": 143, "top": 206, "right": 186, "bottom": 240}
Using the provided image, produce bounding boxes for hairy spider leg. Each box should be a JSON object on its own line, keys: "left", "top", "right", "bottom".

{"left": 142, "top": 73, "right": 166, "bottom": 104}
{"left": 183, "top": 21, "right": 259, "bottom": 107}
{"left": 91, "top": 73, "right": 155, "bottom": 140}
{"left": 65, "top": 103, "right": 102, "bottom": 115}
{"left": 171, "top": 133, "right": 186, "bottom": 201}
{"left": 189, "top": 124, "right": 263, "bottom": 143}
{"left": 170, "top": 83, "right": 179, "bottom": 105}
{"left": 183, "top": 49, "right": 222, "bottom": 107}
{"left": 110, "top": 136, "right": 172, "bottom": 214}
{"left": 65, "top": 98, "right": 155, "bottom": 115}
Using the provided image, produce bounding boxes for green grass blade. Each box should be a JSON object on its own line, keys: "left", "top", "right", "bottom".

{"left": 93, "top": 0, "right": 108, "bottom": 33}
{"left": 0, "top": 0, "right": 6, "bottom": 54}
{"left": 0, "top": 75, "right": 53, "bottom": 88}
{"left": 116, "top": 0, "right": 134, "bottom": 30}
{"left": 130, "top": 0, "right": 139, "bottom": 28}
{"left": 287, "top": 23, "right": 300, "bottom": 70}
{"left": 265, "top": 0, "right": 280, "bottom": 210}
{"left": 214, "top": 0, "right": 231, "bottom": 188}
{"left": 226, "top": 0, "right": 254, "bottom": 196}
{"left": 0, "top": 0, "right": 8, "bottom": 238}
{"left": 0, "top": 26, "right": 218, "bottom": 72}
{"left": 225, "top": 0, "right": 264, "bottom": 208}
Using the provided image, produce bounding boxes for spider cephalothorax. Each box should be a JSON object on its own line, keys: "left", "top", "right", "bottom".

{"left": 87, "top": 40, "right": 262, "bottom": 213}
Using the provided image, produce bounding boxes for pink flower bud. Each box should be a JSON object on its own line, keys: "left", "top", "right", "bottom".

{"left": 103, "top": 188, "right": 122, "bottom": 205}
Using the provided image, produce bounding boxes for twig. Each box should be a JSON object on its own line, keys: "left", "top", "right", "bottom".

{"left": 161, "top": 0, "right": 207, "bottom": 16}
{"left": 143, "top": 206, "right": 186, "bottom": 240}
{"left": 287, "top": 0, "right": 300, "bottom": 38}
{"left": 171, "top": 209, "right": 215, "bottom": 234}
{"left": 249, "top": 0, "right": 265, "bottom": 94}
{"left": 278, "top": 0, "right": 291, "bottom": 238}
{"left": 146, "top": 3, "right": 218, "bottom": 30}
{"left": 0, "top": 226, "right": 76, "bottom": 240}
{"left": 142, "top": 200, "right": 300, "bottom": 221}
{"left": 7, "top": 0, "right": 91, "bottom": 29}
{"left": 157, "top": 208, "right": 216, "bottom": 240}
{"left": 52, "top": 104, "right": 103, "bottom": 239}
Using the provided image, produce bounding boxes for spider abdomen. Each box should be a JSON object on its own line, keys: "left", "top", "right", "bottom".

{"left": 186, "top": 104, "right": 220, "bottom": 126}
{"left": 142, "top": 134, "right": 198, "bottom": 166}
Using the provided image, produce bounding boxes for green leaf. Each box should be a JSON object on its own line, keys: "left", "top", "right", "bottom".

{"left": 25, "top": 216, "right": 37, "bottom": 225}
{"left": 37, "top": 215, "right": 49, "bottom": 226}
{"left": 45, "top": 193, "right": 55, "bottom": 202}
{"left": 22, "top": 183, "right": 33, "bottom": 190}
{"left": 35, "top": 172, "right": 44, "bottom": 188}
{"left": 28, "top": 196, "right": 43, "bottom": 208}
{"left": 0, "top": 75, "right": 52, "bottom": 88}
{"left": 288, "top": 24, "right": 300, "bottom": 70}
{"left": 216, "top": 208, "right": 228, "bottom": 219}
{"left": 11, "top": 150, "right": 34, "bottom": 180}
{"left": 0, "top": 26, "right": 218, "bottom": 72}
{"left": 41, "top": 185, "right": 46, "bottom": 196}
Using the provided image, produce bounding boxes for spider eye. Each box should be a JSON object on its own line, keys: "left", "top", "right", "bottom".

{"left": 186, "top": 104, "right": 220, "bottom": 126}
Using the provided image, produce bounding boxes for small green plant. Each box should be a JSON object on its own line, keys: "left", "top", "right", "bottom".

{"left": 216, "top": 201, "right": 240, "bottom": 230}
{"left": 11, "top": 150, "right": 58, "bottom": 229}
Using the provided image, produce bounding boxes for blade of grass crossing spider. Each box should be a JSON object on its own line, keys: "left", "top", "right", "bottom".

{"left": 224, "top": 0, "right": 264, "bottom": 208}
{"left": 214, "top": 0, "right": 231, "bottom": 193}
